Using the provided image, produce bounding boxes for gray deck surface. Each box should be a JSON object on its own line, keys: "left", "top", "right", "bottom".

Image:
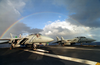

{"left": 0, "top": 45, "right": 100, "bottom": 65}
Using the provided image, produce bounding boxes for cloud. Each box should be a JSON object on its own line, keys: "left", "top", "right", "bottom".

{"left": 1, "top": 0, "right": 100, "bottom": 42}
{"left": 8, "top": 0, "right": 26, "bottom": 13}
{"left": 0, "top": 0, "right": 43, "bottom": 38}
{"left": 40, "top": 20, "right": 100, "bottom": 41}
{"left": 4, "top": 22, "right": 43, "bottom": 38}
{"left": 40, "top": 20, "right": 98, "bottom": 41}
{"left": 52, "top": 0, "right": 100, "bottom": 27}
{"left": 0, "top": 0, "right": 24, "bottom": 37}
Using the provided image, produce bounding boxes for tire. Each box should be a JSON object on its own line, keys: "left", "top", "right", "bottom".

{"left": 62, "top": 44, "right": 65, "bottom": 46}
{"left": 25, "top": 44, "right": 28, "bottom": 48}
{"left": 61, "top": 43, "right": 65, "bottom": 46}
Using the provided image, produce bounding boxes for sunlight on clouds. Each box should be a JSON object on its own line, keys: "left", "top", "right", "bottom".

{"left": 41, "top": 20, "right": 91, "bottom": 37}
{"left": 45, "top": 31, "right": 52, "bottom": 35}
{"left": 41, "top": 20, "right": 100, "bottom": 41}
{"left": 41, "top": 19, "right": 100, "bottom": 41}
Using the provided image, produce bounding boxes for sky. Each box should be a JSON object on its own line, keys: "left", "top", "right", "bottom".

{"left": 0, "top": 0, "right": 100, "bottom": 41}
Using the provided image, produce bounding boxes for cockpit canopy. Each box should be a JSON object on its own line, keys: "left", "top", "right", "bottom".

{"left": 29, "top": 33, "right": 41, "bottom": 36}
{"left": 75, "top": 36, "right": 86, "bottom": 38}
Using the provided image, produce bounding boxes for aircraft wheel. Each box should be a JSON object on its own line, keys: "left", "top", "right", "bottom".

{"left": 81, "top": 43, "right": 83, "bottom": 46}
{"left": 61, "top": 43, "right": 65, "bottom": 46}
{"left": 71, "top": 43, "right": 74, "bottom": 45}
{"left": 63, "top": 43, "right": 65, "bottom": 46}
{"left": 10, "top": 45, "right": 14, "bottom": 49}
{"left": 59, "top": 43, "right": 60, "bottom": 45}
{"left": 25, "top": 44, "right": 28, "bottom": 48}
{"left": 32, "top": 44, "right": 37, "bottom": 50}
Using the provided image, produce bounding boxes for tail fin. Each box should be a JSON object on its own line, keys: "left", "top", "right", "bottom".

{"left": 19, "top": 34, "right": 21, "bottom": 38}
{"left": 61, "top": 37, "right": 64, "bottom": 40}
{"left": 56, "top": 36, "right": 60, "bottom": 41}
{"left": 10, "top": 33, "right": 13, "bottom": 38}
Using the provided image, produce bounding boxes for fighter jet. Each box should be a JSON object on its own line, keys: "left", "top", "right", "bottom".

{"left": 0, "top": 33, "right": 54, "bottom": 50}
{"left": 55, "top": 36, "right": 96, "bottom": 46}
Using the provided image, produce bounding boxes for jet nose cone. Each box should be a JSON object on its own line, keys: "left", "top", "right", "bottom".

{"left": 46, "top": 37, "right": 54, "bottom": 42}
{"left": 49, "top": 38, "right": 54, "bottom": 42}
{"left": 93, "top": 39, "right": 96, "bottom": 41}
{"left": 91, "top": 39, "right": 96, "bottom": 41}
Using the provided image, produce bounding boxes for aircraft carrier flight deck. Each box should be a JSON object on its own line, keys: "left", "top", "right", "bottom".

{"left": 0, "top": 45, "right": 100, "bottom": 65}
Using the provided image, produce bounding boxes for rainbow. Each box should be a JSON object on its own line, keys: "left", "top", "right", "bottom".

{"left": 0, "top": 13, "right": 33, "bottom": 39}
{"left": 0, "top": 12, "right": 93, "bottom": 38}
{"left": 0, "top": 17, "right": 24, "bottom": 39}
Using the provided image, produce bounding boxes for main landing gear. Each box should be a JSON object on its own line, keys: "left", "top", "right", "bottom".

{"left": 10, "top": 44, "right": 15, "bottom": 50}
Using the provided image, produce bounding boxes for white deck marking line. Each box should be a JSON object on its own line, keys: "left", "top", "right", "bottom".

{"left": 36, "top": 49, "right": 49, "bottom": 52}
{"left": 24, "top": 49, "right": 97, "bottom": 65}
{"left": 50, "top": 47, "right": 100, "bottom": 51}
{"left": 65, "top": 47, "right": 100, "bottom": 51}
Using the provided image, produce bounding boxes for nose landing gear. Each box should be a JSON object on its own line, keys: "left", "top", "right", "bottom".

{"left": 32, "top": 43, "right": 37, "bottom": 50}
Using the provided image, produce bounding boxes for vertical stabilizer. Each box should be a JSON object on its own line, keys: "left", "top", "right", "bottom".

{"left": 56, "top": 36, "right": 60, "bottom": 41}
{"left": 61, "top": 37, "right": 64, "bottom": 40}
{"left": 19, "top": 34, "right": 21, "bottom": 38}
{"left": 10, "top": 33, "right": 13, "bottom": 38}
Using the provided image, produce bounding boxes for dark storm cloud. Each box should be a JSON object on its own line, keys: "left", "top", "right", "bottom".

{"left": 4, "top": 22, "right": 43, "bottom": 38}
{"left": 53, "top": 0, "right": 100, "bottom": 27}
{"left": 0, "top": 0, "right": 43, "bottom": 38}
{"left": 0, "top": 0, "right": 22, "bottom": 38}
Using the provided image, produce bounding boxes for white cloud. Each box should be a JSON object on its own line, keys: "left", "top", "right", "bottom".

{"left": 41, "top": 20, "right": 90, "bottom": 35}
{"left": 8, "top": 0, "right": 26, "bottom": 13}
{"left": 45, "top": 31, "right": 52, "bottom": 35}
{"left": 40, "top": 20, "right": 100, "bottom": 41}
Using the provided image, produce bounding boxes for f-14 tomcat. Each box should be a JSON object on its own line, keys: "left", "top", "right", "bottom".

{"left": 0, "top": 33, "right": 54, "bottom": 50}
{"left": 55, "top": 36, "right": 96, "bottom": 46}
